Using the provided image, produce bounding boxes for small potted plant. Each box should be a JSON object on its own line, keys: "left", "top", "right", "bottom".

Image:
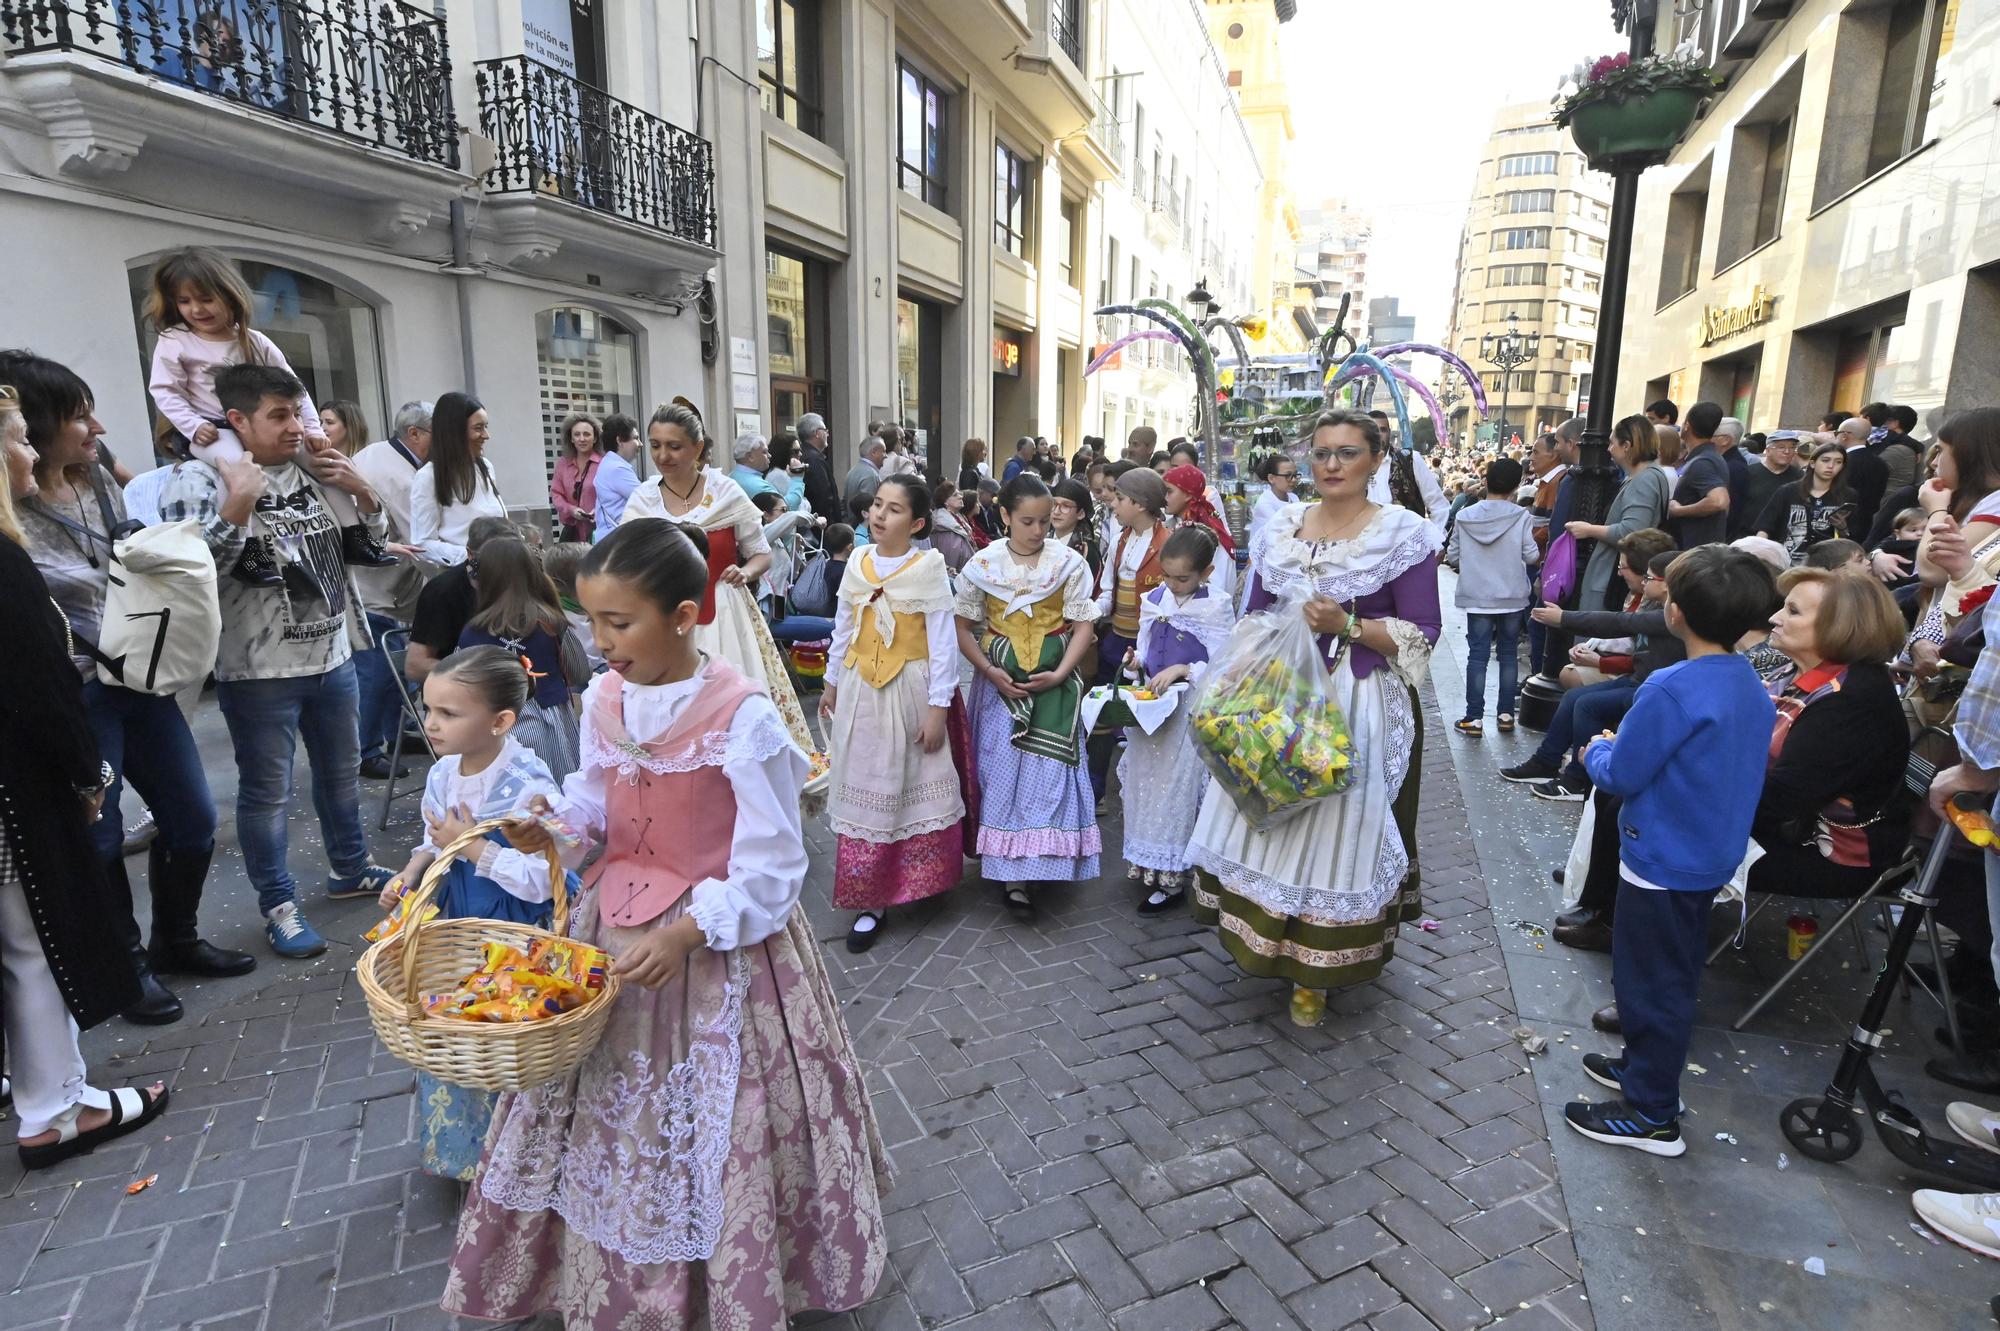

{"left": 1554, "top": 44, "right": 1723, "bottom": 171}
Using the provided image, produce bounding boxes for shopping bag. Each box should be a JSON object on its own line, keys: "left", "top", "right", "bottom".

{"left": 1541, "top": 531, "right": 1578, "bottom": 606}
{"left": 1188, "top": 586, "right": 1354, "bottom": 832}
{"left": 1561, "top": 795, "right": 1594, "bottom": 911}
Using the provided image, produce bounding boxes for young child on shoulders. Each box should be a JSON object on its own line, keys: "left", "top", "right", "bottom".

{"left": 1118, "top": 525, "right": 1235, "bottom": 914}
{"left": 1563, "top": 546, "right": 1778, "bottom": 1158}
{"left": 442, "top": 518, "right": 888, "bottom": 1330}
{"left": 143, "top": 247, "right": 391, "bottom": 585}
{"left": 376, "top": 647, "right": 572, "bottom": 1180}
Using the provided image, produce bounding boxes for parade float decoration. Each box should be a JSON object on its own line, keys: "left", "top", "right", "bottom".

{"left": 1553, "top": 45, "right": 1722, "bottom": 173}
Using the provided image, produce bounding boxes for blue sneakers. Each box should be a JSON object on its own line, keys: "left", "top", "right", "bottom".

{"left": 263, "top": 901, "right": 327, "bottom": 958}
{"left": 1581, "top": 1052, "right": 1685, "bottom": 1115}
{"left": 327, "top": 864, "right": 397, "bottom": 902}
{"left": 1564, "top": 1099, "right": 1686, "bottom": 1157}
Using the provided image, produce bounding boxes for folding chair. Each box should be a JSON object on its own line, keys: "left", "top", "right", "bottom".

{"left": 1709, "top": 732, "right": 1962, "bottom": 1036}
{"left": 377, "top": 627, "right": 438, "bottom": 831}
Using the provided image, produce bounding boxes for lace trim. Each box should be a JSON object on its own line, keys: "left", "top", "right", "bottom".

{"left": 1381, "top": 616, "right": 1434, "bottom": 690}
{"left": 477, "top": 948, "right": 750, "bottom": 1265}
{"left": 1259, "top": 520, "right": 1439, "bottom": 606}
{"left": 830, "top": 810, "right": 966, "bottom": 844}
{"left": 584, "top": 708, "right": 794, "bottom": 782}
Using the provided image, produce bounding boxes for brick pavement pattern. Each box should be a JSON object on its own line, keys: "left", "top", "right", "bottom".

{"left": 0, "top": 691, "right": 1590, "bottom": 1331}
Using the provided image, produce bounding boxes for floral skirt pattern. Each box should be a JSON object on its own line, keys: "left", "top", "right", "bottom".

{"left": 417, "top": 1072, "right": 495, "bottom": 1183}
{"left": 967, "top": 676, "right": 1100, "bottom": 883}
{"left": 833, "top": 826, "right": 965, "bottom": 910}
{"left": 440, "top": 901, "right": 891, "bottom": 1329}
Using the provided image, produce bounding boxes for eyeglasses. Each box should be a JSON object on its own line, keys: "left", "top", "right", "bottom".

{"left": 1272, "top": 470, "right": 1298, "bottom": 480}
{"left": 1642, "top": 572, "right": 1665, "bottom": 584}
{"left": 1310, "top": 446, "right": 1371, "bottom": 468}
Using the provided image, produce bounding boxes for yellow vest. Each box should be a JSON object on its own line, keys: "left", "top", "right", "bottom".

{"left": 982, "top": 592, "right": 1067, "bottom": 670}
{"left": 844, "top": 605, "right": 930, "bottom": 688}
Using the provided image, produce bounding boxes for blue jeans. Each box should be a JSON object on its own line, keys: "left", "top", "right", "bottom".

{"left": 216, "top": 660, "right": 370, "bottom": 912}
{"left": 353, "top": 611, "right": 408, "bottom": 762}
{"left": 82, "top": 680, "right": 218, "bottom": 862}
{"left": 1462, "top": 612, "right": 1523, "bottom": 721}
{"left": 1532, "top": 675, "right": 1639, "bottom": 771}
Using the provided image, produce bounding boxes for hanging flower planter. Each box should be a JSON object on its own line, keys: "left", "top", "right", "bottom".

{"left": 1554, "top": 50, "right": 1721, "bottom": 173}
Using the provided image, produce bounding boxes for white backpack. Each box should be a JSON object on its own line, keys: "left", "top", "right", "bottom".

{"left": 94, "top": 518, "right": 221, "bottom": 695}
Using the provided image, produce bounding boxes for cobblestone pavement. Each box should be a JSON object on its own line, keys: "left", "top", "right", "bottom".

{"left": 0, "top": 649, "right": 1592, "bottom": 1331}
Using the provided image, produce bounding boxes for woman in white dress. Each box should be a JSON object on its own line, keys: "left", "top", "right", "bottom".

{"left": 410, "top": 391, "right": 507, "bottom": 564}
{"left": 622, "top": 403, "right": 827, "bottom": 797}
{"left": 1188, "top": 411, "right": 1443, "bottom": 1027}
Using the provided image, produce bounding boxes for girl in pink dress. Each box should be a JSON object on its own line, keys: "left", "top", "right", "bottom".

{"left": 441, "top": 517, "right": 890, "bottom": 1329}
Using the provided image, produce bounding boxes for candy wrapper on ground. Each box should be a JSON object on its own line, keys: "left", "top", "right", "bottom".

{"left": 423, "top": 937, "right": 610, "bottom": 1023}
{"left": 1189, "top": 591, "right": 1355, "bottom": 831}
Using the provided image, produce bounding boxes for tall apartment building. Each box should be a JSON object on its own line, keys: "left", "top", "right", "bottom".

{"left": 1206, "top": 0, "right": 1307, "bottom": 355}
{"left": 1296, "top": 199, "right": 1374, "bottom": 342}
{"left": 1444, "top": 102, "right": 1613, "bottom": 444}
{"left": 1085, "top": 0, "right": 1264, "bottom": 447}
{"left": 1616, "top": 0, "right": 1996, "bottom": 429}
{"left": 0, "top": 0, "right": 1125, "bottom": 510}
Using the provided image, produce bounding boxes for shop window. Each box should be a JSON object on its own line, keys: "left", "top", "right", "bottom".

{"left": 896, "top": 295, "right": 942, "bottom": 465}
{"left": 897, "top": 59, "right": 950, "bottom": 210}
{"left": 536, "top": 307, "right": 639, "bottom": 486}
{"left": 127, "top": 257, "right": 386, "bottom": 446}
{"left": 757, "top": 0, "right": 823, "bottom": 139}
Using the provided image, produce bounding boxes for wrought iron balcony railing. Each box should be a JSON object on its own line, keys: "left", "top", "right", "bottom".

{"left": 475, "top": 54, "right": 715, "bottom": 248}
{"left": 1051, "top": 0, "right": 1082, "bottom": 69}
{"left": 0, "top": 0, "right": 458, "bottom": 168}
{"left": 1090, "top": 88, "right": 1122, "bottom": 166}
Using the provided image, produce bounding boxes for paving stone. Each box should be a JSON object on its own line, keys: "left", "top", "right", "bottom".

{"left": 1057, "top": 1226, "right": 1148, "bottom": 1312}
{"left": 961, "top": 1240, "right": 1073, "bottom": 1305}
{"left": 1287, "top": 1267, "right": 1403, "bottom": 1327}
{"left": 1131, "top": 1231, "right": 1239, "bottom": 1295}
{"left": 1209, "top": 1267, "right": 1305, "bottom": 1331}
{"left": 1454, "top": 1199, "right": 1564, "bottom": 1261}
{"left": 1219, "top": 1217, "right": 1314, "bottom": 1297}
{"left": 1371, "top": 1248, "right": 1483, "bottom": 1331}
{"left": 1295, "top": 1215, "right": 1399, "bottom": 1280}
{"left": 1111, "top": 1283, "right": 1231, "bottom": 1331}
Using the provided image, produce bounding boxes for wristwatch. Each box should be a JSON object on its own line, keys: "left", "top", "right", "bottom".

{"left": 1342, "top": 611, "right": 1365, "bottom": 643}
{"left": 76, "top": 759, "right": 113, "bottom": 798}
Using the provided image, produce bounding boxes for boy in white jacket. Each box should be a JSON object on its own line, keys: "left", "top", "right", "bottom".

{"left": 1445, "top": 457, "right": 1540, "bottom": 735}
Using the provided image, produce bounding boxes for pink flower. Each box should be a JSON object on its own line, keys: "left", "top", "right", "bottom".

{"left": 1588, "top": 52, "right": 1630, "bottom": 83}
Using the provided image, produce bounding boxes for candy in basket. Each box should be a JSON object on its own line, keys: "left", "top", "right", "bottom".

{"left": 1189, "top": 593, "right": 1354, "bottom": 831}
{"left": 423, "top": 938, "right": 610, "bottom": 1024}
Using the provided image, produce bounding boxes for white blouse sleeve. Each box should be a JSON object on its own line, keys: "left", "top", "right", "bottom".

{"left": 472, "top": 840, "right": 556, "bottom": 904}
{"left": 1063, "top": 554, "right": 1101, "bottom": 623}
{"left": 416, "top": 764, "right": 451, "bottom": 855}
{"left": 926, "top": 603, "right": 959, "bottom": 707}
{"left": 825, "top": 592, "right": 857, "bottom": 690}
{"left": 734, "top": 507, "right": 771, "bottom": 560}
{"left": 686, "top": 696, "right": 810, "bottom": 951}
{"left": 409, "top": 469, "right": 466, "bottom": 565}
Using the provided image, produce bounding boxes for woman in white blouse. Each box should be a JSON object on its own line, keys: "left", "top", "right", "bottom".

{"left": 410, "top": 391, "right": 507, "bottom": 564}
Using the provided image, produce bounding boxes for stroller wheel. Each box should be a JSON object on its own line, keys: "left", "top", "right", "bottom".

{"left": 1782, "top": 1096, "right": 1863, "bottom": 1163}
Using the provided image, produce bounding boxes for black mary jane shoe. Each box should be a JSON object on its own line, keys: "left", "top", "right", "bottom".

{"left": 846, "top": 912, "right": 884, "bottom": 954}
{"left": 19, "top": 1084, "right": 170, "bottom": 1171}
{"left": 1138, "top": 877, "right": 1187, "bottom": 916}
{"left": 1001, "top": 886, "right": 1037, "bottom": 919}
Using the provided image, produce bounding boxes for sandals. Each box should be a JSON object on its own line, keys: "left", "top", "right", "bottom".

{"left": 1001, "top": 886, "right": 1037, "bottom": 919}
{"left": 845, "top": 911, "right": 883, "bottom": 954}
{"left": 19, "top": 1084, "right": 169, "bottom": 1171}
{"left": 1454, "top": 718, "right": 1483, "bottom": 737}
{"left": 1497, "top": 713, "right": 1517, "bottom": 733}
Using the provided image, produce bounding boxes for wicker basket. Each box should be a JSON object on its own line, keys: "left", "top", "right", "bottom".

{"left": 357, "top": 819, "right": 620, "bottom": 1092}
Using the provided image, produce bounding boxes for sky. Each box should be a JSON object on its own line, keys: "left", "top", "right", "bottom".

{"left": 1281, "top": 0, "right": 1620, "bottom": 344}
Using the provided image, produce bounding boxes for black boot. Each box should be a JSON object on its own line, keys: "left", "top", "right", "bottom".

{"left": 232, "top": 537, "right": 283, "bottom": 588}
{"left": 103, "top": 855, "right": 184, "bottom": 1025}
{"left": 340, "top": 523, "right": 398, "bottom": 568}
{"left": 147, "top": 842, "right": 257, "bottom": 978}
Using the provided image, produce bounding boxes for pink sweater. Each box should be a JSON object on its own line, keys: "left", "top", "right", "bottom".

{"left": 148, "top": 327, "right": 323, "bottom": 440}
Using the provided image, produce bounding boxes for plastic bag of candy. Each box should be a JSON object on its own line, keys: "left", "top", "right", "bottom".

{"left": 422, "top": 938, "right": 610, "bottom": 1023}
{"left": 1189, "top": 586, "right": 1354, "bottom": 831}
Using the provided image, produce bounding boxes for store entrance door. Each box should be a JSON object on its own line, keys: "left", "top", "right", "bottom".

{"left": 772, "top": 376, "right": 810, "bottom": 435}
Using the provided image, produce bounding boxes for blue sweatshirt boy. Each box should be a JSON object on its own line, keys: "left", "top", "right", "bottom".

{"left": 1582, "top": 653, "right": 1775, "bottom": 891}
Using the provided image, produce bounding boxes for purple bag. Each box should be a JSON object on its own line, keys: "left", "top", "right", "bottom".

{"left": 1541, "top": 531, "right": 1578, "bottom": 605}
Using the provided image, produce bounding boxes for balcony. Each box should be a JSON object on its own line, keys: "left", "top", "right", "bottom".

{"left": 1068, "top": 86, "right": 1121, "bottom": 182}
{"left": 0, "top": 0, "right": 461, "bottom": 226}
{"left": 1145, "top": 194, "right": 1179, "bottom": 249}
{"left": 474, "top": 55, "right": 717, "bottom": 287}
{"left": 1051, "top": 0, "right": 1081, "bottom": 67}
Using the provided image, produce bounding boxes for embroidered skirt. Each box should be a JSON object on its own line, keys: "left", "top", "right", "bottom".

{"left": 1117, "top": 703, "right": 1209, "bottom": 875}
{"left": 1189, "top": 672, "right": 1423, "bottom": 991}
{"left": 968, "top": 674, "right": 1101, "bottom": 883}
{"left": 828, "top": 663, "right": 967, "bottom": 910}
{"left": 441, "top": 897, "right": 891, "bottom": 1328}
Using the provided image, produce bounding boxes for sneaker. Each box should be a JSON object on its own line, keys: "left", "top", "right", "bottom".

{"left": 327, "top": 864, "right": 397, "bottom": 901}
{"left": 1946, "top": 1102, "right": 2000, "bottom": 1157}
{"left": 1501, "top": 757, "right": 1560, "bottom": 784}
{"left": 1580, "top": 1052, "right": 1685, "bottom": 1113}
{"left": 121, "top": 812, "right": 159, "bottom": 858}
{"left": 263, "top": 901, "right": 327, "bottom": 958}
{"left": 1563, "top": 1099, "right": 1686, "bottom": 1157}
{"left": 358, "top": 755, "right": 410, "bottom": 780}
{"left": 1912, "top": 1188, "right": 2000, "bottom": 1260}
{"left": 1454, "top": 718, "right": 1483, "bottom": 737}
{"left": 1531, "top": 772, "right": 1590, "bottom": 803}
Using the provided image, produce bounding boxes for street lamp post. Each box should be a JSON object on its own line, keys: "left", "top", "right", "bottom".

{"left": 1438, "top": 373, "right": 1465, "bottom": 447}
{"left": 1480, "top": 312, "right": 1541, "bottom": 447}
